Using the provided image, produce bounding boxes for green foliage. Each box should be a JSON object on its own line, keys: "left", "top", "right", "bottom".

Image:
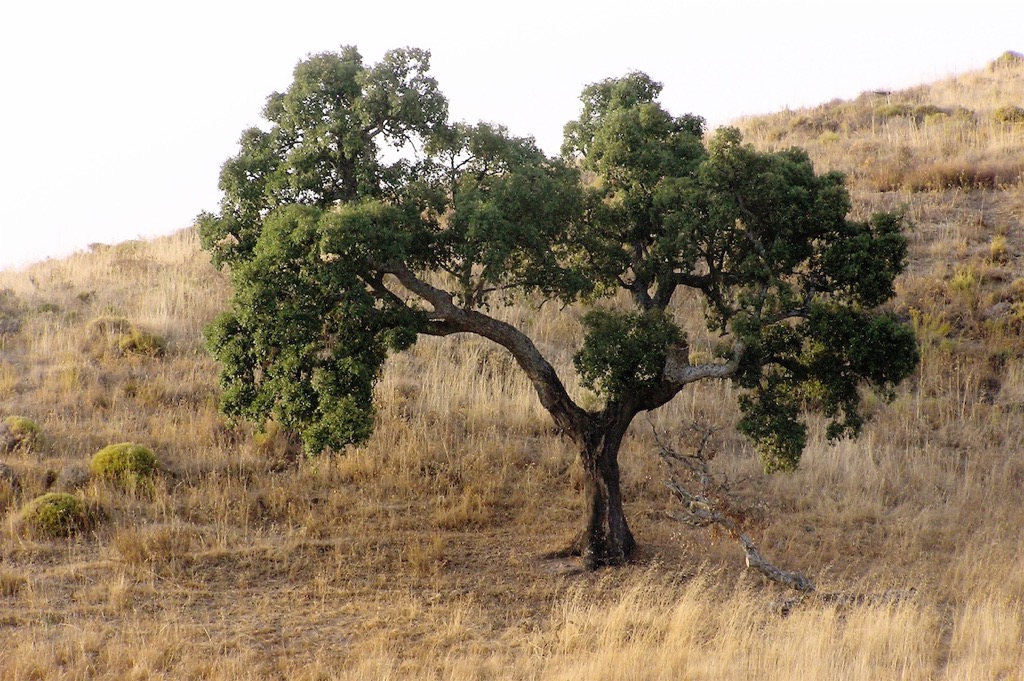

{"left": 198, "top": 45, "right": 448, "bottom": 269}
{"left": 90, "top": 443, "right": 158, "bottom": 488}
{"left": 875, "top": 103, "right": 912, "bottom": 119}
{"left": 737, "top": 376, "right": 807, "bottom": 473}
{"left": 200, "top": 47, "right": 918, "bottom": 475}
{"left": 872, "top": 102, "right": 947, "bottom": 125}
{"left": 990, "top": 51, "right": 1024, "bottom": 70}
{"left": 200, "top": 47, "right": 587, "bottom": 454}
{"left": 84, "top": 317, "right": 166, "bottom": 358}
{"left": 18, "top": 493, "right": 93, "bottom": 538}
{"left": 735, "top": 304, "right": 918, "bottom": 471}
{"left": 1, "top": 416, "right": 42, "bottom": 452}
{"left": 993, "top": 106, "right": 1024, "bottom": 124}
{"left": 637, "top": 124, "right": 914, "bottom": 470}
{"left": 204, "top": 202, "right": 421, "bottom": 453}
{"left": 435, "top": 123, "right": 591, "bottom": 303}
{"left": 913, "top": 104, "right": 945, "bottom": 120}
{"left": 574, "top": 310, "right": 684, "bottom": 399}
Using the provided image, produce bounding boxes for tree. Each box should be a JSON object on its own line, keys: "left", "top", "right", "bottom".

{"left": 199, "top": 48, "right": 919, "bottom": 569}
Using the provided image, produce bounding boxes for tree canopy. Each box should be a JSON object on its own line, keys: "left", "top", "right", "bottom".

{"left": 199, "top": 47, "right": 918, "bottom": 566}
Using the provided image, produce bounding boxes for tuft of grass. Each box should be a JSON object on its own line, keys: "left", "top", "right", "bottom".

{"left": 117, "top": 326, "right": 167, "bottom": 357}
{"left": 989, "top": 235, "right": 1011, "bottom": 264}
{"left": 0, "top": 568, "right": 26, "bottom": 597}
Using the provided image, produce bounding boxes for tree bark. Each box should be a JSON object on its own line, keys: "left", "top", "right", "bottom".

{"left": 574, "top": 409, "right": 638, "bottom": 568}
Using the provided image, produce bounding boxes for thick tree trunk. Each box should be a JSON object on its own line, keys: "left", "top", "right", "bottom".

{"left": 574, "top": 412, "right": 637, "bottom": 568}
{"left": 579, "top": 445, "right": 636, "bottom": 567}
{"left": 544, "top": 411, "right": 639, "bottom": 569}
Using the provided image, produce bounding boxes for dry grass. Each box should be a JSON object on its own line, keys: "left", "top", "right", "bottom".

{"left": 1, "top": 57, "right": 1024, "bottom": 678}
{"left": 737, "top": 54, "right": 1024, "bottom": 195}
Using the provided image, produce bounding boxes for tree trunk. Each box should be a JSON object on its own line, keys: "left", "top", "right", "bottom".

{"left": 576, "top": 412, "right": 637, "bottom": 568}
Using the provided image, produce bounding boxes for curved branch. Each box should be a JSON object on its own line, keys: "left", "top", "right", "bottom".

{"left": 652, "top": 271, "right": 713, "bottom": 309}
{"left": 663, "top": 342, "right": 746, "bottom": 386}
{"left": 382, "top": 262, "right": 591, "bottom": 438}
{"left": 360, "top": 271, "right": 407, "bottom": 309}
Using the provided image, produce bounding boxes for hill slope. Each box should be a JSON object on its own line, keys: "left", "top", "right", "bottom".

{"left": 1, "top": 55, "right": 1023, "bottom": 679}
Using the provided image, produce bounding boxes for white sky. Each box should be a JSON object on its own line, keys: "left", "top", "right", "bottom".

{"left": 0, "top": 0, "right": 1020, "bottom": 270}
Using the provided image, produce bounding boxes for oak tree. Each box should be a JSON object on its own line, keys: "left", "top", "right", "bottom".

{"left": 199, "top": 47, "right": 918, "bottom": 568}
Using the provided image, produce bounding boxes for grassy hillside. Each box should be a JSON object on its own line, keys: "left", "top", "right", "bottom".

{"left": 1, "top": 54, "right": 1023, "bottom": 679}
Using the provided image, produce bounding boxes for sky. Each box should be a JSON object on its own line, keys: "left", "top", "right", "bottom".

{"left": 0, "top": 0, "right": 1021, "bottom": 270}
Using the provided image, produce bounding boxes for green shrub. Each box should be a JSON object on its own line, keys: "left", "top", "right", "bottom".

{"left": 117, "top": 326, "right": 167, "bottom": 356}
{"left": 993, "top": 106, "right": 1024, "bottom": 125}
{"left": 877, "top": 103, "right": 946, "bottom": 124}
{"left": 990, "top": 51, "right": 1024, "bottom": 70}
{"left": 913, "top": 104, "right": 946, "bottom": 121}
{"left": 19, "top": 493, "right": 93, "bottom": 538}
{"left": 875, "top": 103, "right": 912, "bottom": 119}
{"left": 952, "top": 106, "right": 977, "bottom": 124}
{"left": 990, "top": 235, "right": 1011, "bottom": 264}
{"left": 84, "top": 317, "right": 166, "bottom": 358}
{"left": 90, "top": 442, "right": 158, "bottom": 488}
{"left": 0, "top": 416, "right": 42, "bottom": 453}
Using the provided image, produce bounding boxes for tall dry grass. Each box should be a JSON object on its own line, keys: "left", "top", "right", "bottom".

{"left": 0, "top": 56, "right": 1023, "bottom": 678}
{"left": 737, "top": 52, "right": 1024, "bottom": 195}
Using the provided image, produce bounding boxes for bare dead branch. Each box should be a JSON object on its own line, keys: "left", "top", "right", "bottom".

{"left": 654, "top": 422, "right": 815, "bottom": 593}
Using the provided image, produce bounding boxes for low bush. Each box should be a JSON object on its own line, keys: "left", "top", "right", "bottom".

{"left": 0, "top": 416, "right": 42, "bottom": 453}
{"left": 18, "top": 493, "right": 94, "bottom": 538}
{"left": 875, "top": 103, "right": 912, "bottom": 119}
{"left": 993, "top": 106, "right": 1024, "bottom": 125}
{"left": 990, "top": 50, "right": 1024, "bottom": 70}
{"left": 83, "top": 317, "right": 166, "bottom": 358}
{"left": 90, "top": 442, "right": 158, "bottom": 488}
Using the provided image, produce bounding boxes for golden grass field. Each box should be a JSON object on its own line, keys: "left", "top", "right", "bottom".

{"left": 0, "top": 54, "right": 1023, "bottom": 679}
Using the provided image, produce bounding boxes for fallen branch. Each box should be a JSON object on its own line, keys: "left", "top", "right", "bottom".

{"left": 665, "top": 482, "right": 814, "bottom": 592}
{"left": 654, "top": 421, "right": 815, "bottom": 593}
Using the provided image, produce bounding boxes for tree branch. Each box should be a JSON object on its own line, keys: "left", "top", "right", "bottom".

{"left": 663, "top": 342, "right": 746, "bottom": 386}
{"left": 655, "top": 427, "right": 814, "bottom": 593}
{"left": 381, "top": 261, "right": 591, "bottom": 437}
{"left": 360, "top": 271, "right": 407, "bottom": 310}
